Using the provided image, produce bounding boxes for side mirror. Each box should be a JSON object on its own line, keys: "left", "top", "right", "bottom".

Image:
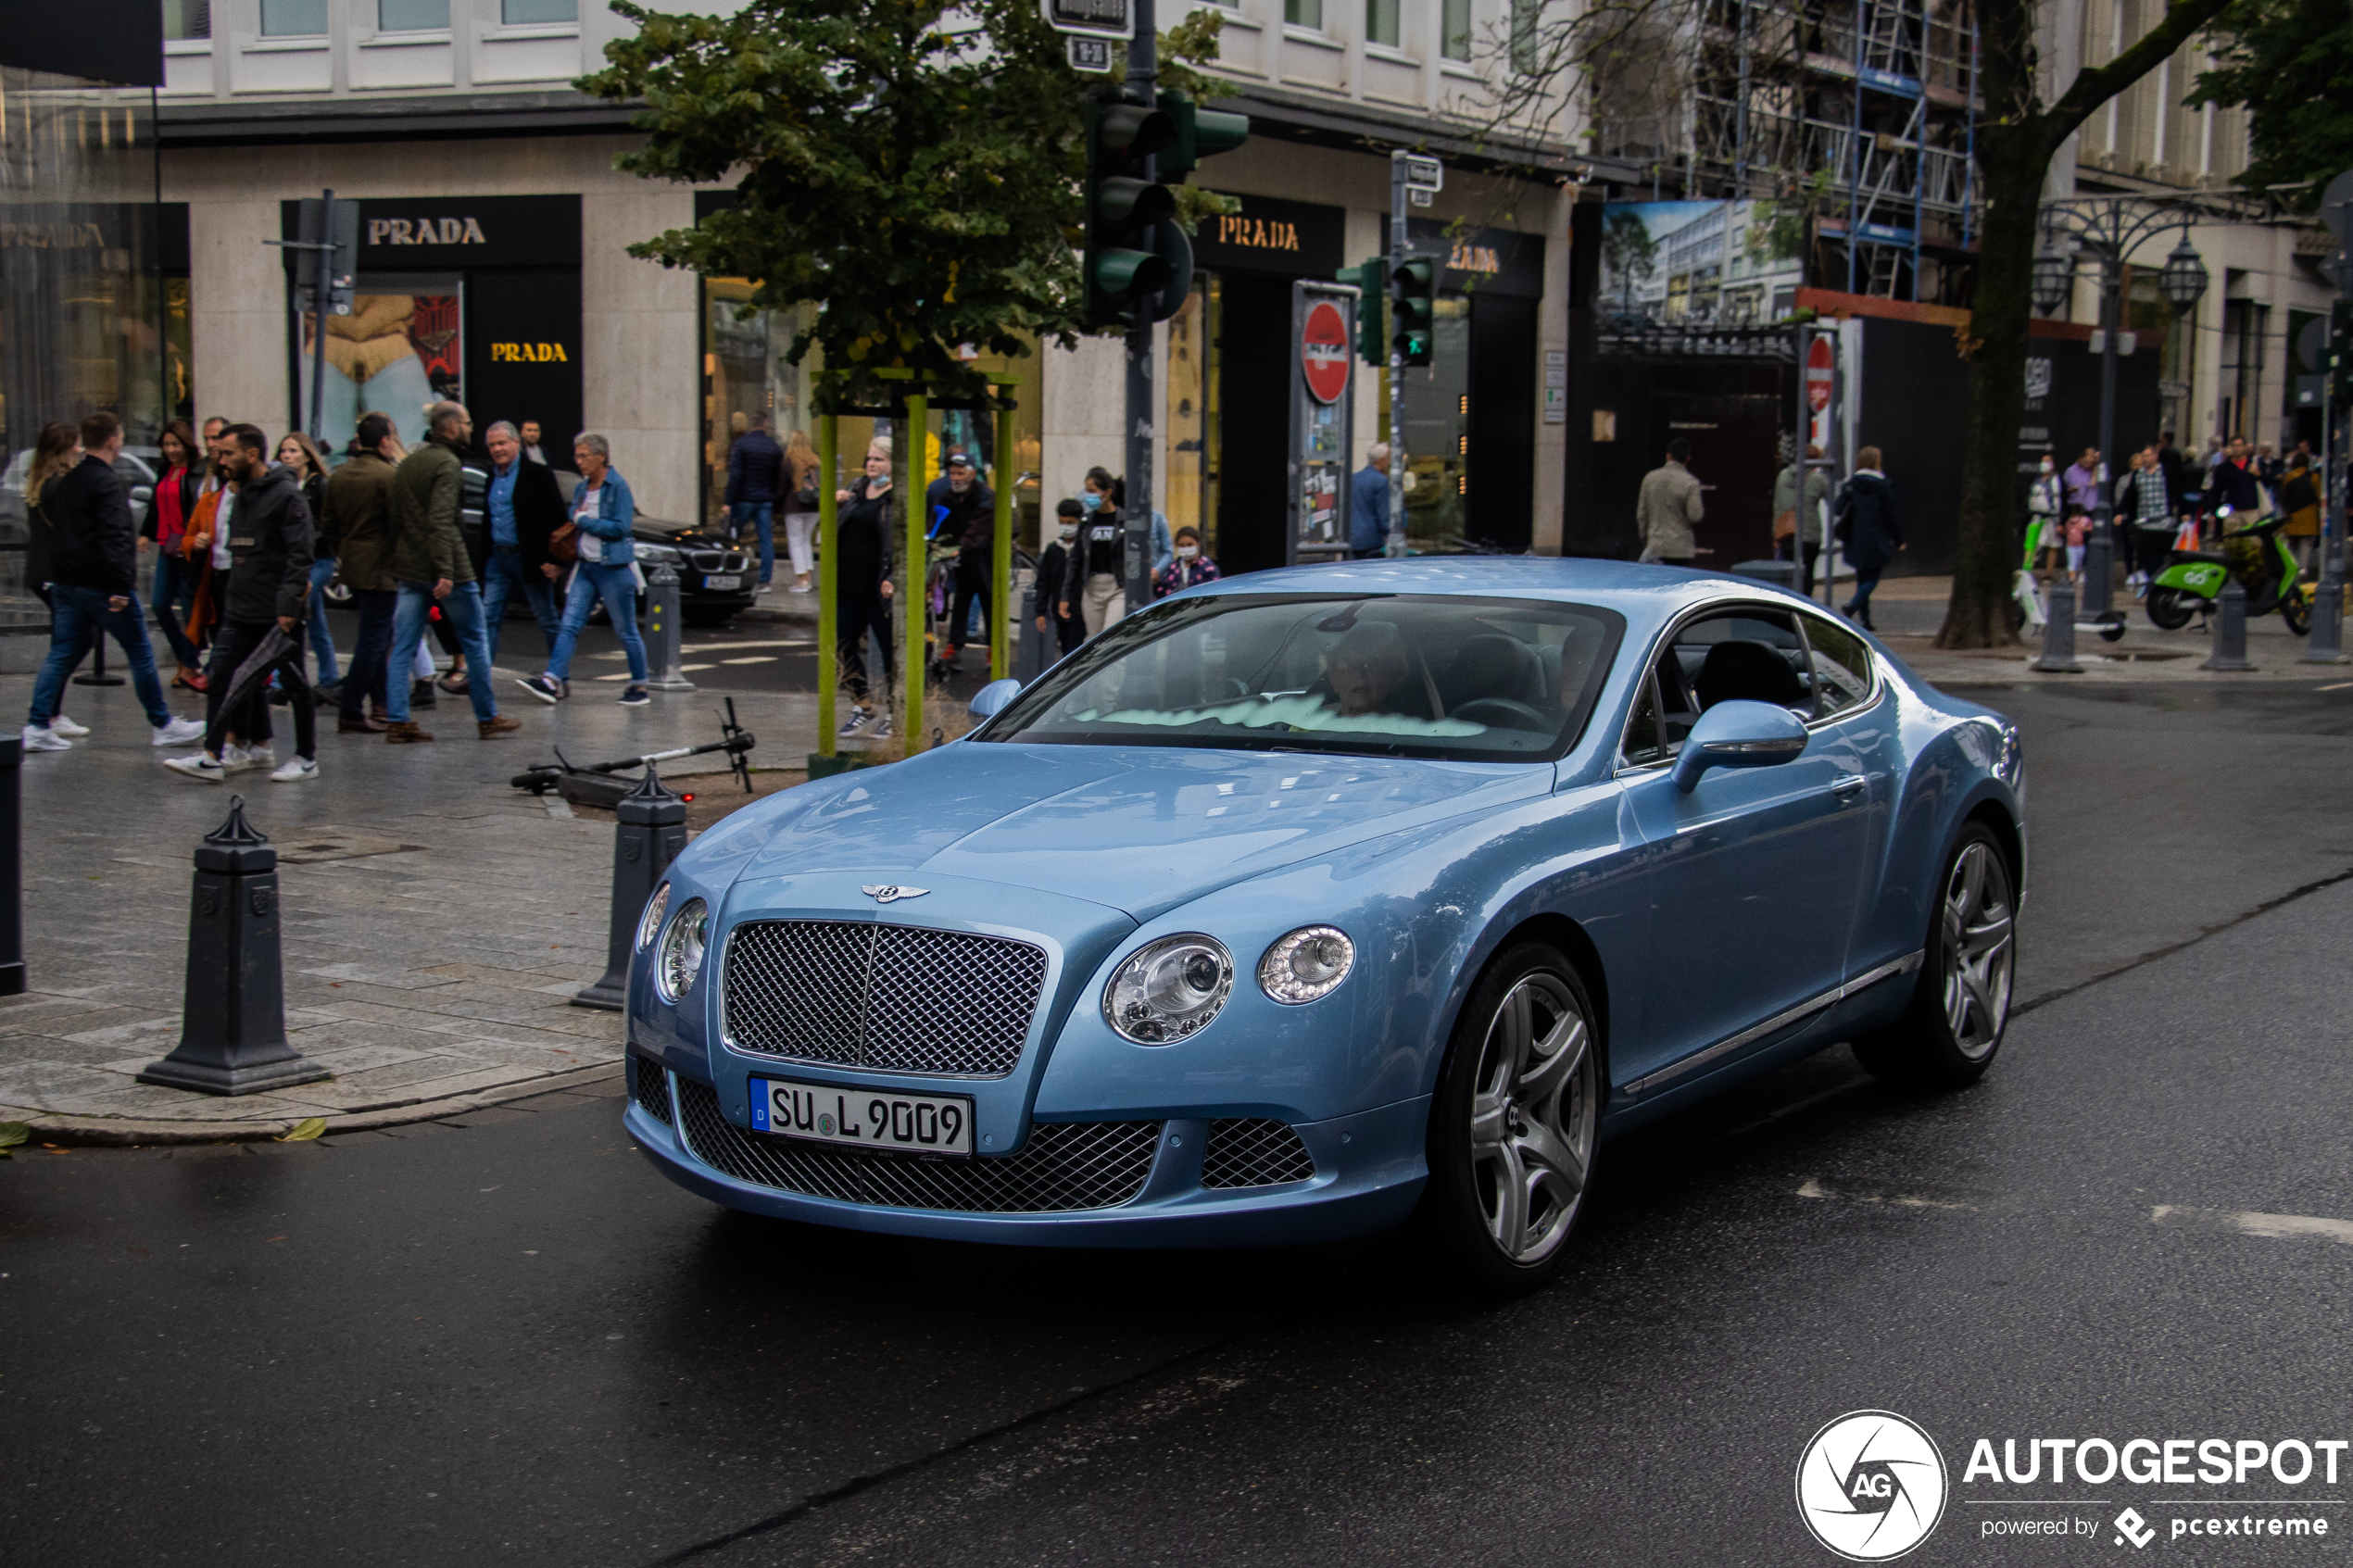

{"left": 1670, "top": 699, "right": 1807, "bottom": 793}
{"left": 968, "top": 677, "right": 1022, "bottom": 720}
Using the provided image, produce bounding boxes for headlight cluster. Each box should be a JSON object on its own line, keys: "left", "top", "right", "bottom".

{"left": 1103, "top": 925, "right": 1356, "bottom": 1044}
{"left": 650, "top": 893, "right": 709, "bottom": 1004}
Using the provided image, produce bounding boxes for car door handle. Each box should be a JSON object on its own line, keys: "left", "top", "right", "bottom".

{"left": 1831, "top": 772, "right": 1868, "bottom": 799}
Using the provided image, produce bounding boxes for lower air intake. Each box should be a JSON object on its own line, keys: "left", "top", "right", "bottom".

{"left": 629, "top": 1054, "right": 673, "bottom": 1125}
{"left": 1200, "top": 1118, "right": 1316, "bottom": 1188}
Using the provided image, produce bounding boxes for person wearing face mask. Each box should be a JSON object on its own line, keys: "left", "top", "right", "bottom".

{"left": 927, "top": 449, "right": 997, "bottom": 670}
{"left": 1152, "top": 526, "right": 1219, "bottom": 598}
{"left": 1034, "top": 498, "right": 1086, "bottom": 656}
{"left": 834, "top": 438, "right": 898, "bottom": 738}
{"left": 1060, "top": 466, "right": 1128, "bottom": 637}
{"left": 2025, "top": 453, "right": 2061, "bottom": 575}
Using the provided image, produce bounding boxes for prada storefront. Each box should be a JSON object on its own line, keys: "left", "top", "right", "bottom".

{"left": 277, "top": 194, "right": 582, "bottom": 456}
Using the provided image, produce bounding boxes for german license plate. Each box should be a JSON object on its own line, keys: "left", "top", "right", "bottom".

{"left": 701, "top": 573, "right": 742, "bottom": 591}
{"left": 750, "top": 1077, "right": 974, "bottom": 1156}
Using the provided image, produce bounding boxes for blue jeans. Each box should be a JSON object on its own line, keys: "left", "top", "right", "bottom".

{"left": 732, "top": 503, "right": 774, "bottom": 584}
{"left": 31, "top": 584, "right": 171, "bottom": 728}
{"left": 546, "top": 564, "right": 649, "bottom": 686}
{"left": 149, "top": 551, "right": 202, "bottom": 669}
{"left": 306, "top": 556, "right": 340, "bottom": 685}
{"left": 481, "top": 546, "right": 561, "bottom": 661}
{"left": 388, "top": 581, "right": 498, "bottom": 723}
{"left": 547, "top": 561, "right": 647, "bottom": 684}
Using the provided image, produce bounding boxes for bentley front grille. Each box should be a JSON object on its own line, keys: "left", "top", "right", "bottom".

{"left": 675, "top": 1077, "right": 1159, "bottom": 1213}
{"left": 1200, "top": 1118, "right": 1316, "bottom": 1188}
{"left": 724, "top": 919, "right": 1049, "bottom": 1077}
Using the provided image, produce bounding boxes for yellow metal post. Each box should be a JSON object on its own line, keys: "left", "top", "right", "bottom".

{"left": 992, "top": 405, "right": 1013, "bottom": 682}
{"left": 901, "top": 391, "right": 927, "bottom": 748}
{"left": 816, "top": 413, "right": 838, "bottom": 758}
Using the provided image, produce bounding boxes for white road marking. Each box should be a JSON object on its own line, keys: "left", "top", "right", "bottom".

{"left": 1796, "top": 1177, "right": 1977, "bottom": 1210}
{"left": 680, "top": 639, "right": 811, "bottom": 653}
{"left": 539, "top": 794, "right": 573, "bottom": 820}
{"left": 2316, "top": 681, "right": 2353, "bottom": 692}
{"left": 2151, "top": 1206, "right": 2353, "bottom": 1244}
{"left": 722, "top": 656, "right": 777, "bottom": 665}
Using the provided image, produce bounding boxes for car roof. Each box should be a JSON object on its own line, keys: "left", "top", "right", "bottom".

{"left": 1180, "top": 557, "right": 1829, "bottom": 631}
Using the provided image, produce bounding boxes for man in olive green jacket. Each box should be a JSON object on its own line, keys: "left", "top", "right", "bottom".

{"left": 323, "top": 413, "right": 400, "bottom": 733}
{"left": 382, "top": 400, "right": 520, "bottom": 742}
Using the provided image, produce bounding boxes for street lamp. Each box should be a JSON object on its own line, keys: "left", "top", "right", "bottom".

{"left": 2031, "top": 244, "right": 2073, "bottom": 317}
{"left": 2158, "top": 232, "right": 2209, "bottom": 315}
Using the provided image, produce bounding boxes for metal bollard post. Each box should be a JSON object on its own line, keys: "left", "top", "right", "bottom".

{"left": 2032, "top": 578, "right": 2083, "bottom": 672}
{"left": 2201, "top": 577, "right": 2257, "bottom": 671}
{"left": 644, "top": 565, "right": 696, "bottom": 692}
{"left": 2299, "top": 548, "right": 2348, "bottom": 664}
{"left": 136, "top": 797, "right": 328, "bottom": 1095}
{"left": 0, "top": 735, "right": 20, "bottom": 997}
{"left": 2081, "top": 523, "right": 2115, "bottom": 616}
{"left": 573, "top": 764, "right": 688, "bottom": 1010}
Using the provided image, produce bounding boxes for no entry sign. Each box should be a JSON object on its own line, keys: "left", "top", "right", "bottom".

{"left": 1806, "top": 335, "right": 1835, "bottom": 414}
{"left": 1301, "top": 299, "right": 1352, "bottom": 404}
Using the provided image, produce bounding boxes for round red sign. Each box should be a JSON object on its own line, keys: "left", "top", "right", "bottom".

{"left": 1301, "top": 299, "right": 1352, "bottom": 405}
{"left": 1806, "top": 335, "right": 1835, "bottom": 413}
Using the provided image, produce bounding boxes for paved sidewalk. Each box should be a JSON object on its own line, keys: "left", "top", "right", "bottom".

{"left": 1, "top": 666, "right": 818, "bottom": 1142}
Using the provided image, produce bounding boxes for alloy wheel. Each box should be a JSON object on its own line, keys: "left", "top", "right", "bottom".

{"left": 1467, "top": 972, "right": 1596, "bottom": 1265}
{"left": 1941, "top": 841, "right": 2015, "bottom": 1059}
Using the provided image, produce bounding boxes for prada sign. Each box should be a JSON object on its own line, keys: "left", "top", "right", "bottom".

{"left": 278, "top": 194, "right": 581, "bottom": 271}
{"left": 1189, "top": 194, "right": 1343, "bottom": 279}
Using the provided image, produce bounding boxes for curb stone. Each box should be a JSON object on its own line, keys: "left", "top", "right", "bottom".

{"left": 1, "top": 1061, "right": 625, "bottom": 1148}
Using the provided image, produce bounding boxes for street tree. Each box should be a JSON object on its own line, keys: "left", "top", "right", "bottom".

{"left": 2186, "top": 0, "right": 2353, "bottom": 210}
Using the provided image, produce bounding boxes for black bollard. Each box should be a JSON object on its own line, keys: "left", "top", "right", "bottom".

{"left": 2201, "top": 577, "right": 2256, "bottom": 671}
{"left": 573, "top": 764, "right": 688, "bottom": 1011}
{"left": 137, "top": 796, "right": 328, "bottom": 1095}
{"left": 0, "top": 735, "right": 21, "bottom": 996}
{"left": 70, "top": 630, "right": 124, "bottom": 688}
{"left": 2032, "top": 578, "right": 2083, "bottom": 672}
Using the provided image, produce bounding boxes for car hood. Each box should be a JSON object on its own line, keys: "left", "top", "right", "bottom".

{"left": 736, "top": 744, "right": 1547, "bottom": 920}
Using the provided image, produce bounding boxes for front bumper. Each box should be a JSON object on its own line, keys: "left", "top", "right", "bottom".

{"left": 626, "top": 1068, "right": 1430, "bottom": 1248}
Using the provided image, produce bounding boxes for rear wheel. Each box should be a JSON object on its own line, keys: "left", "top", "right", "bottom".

{"left": 2282, "top": 590, "right": 2312, "bottom": 636}
{"left": 1417, "top": 942, "right": 1600, "bottom": 1294}
{"left": 2145, "top": 587, "right": 2196, "bottom": 631}
{"left": 1854, "top": 824, "right": 2017, "bottom": 1090}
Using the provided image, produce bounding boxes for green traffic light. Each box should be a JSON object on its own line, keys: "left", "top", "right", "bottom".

{"left": 1094, "top": 249, "right": 1173, "bottom": 297}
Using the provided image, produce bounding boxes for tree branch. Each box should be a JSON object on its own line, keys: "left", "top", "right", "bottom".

{"left": 2044, "top": 0, "right": 2236, "bottom": 143}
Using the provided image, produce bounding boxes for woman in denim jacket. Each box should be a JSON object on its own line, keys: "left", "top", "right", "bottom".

{"left": 517, "top": 433, "right": 649, "bottom": 707}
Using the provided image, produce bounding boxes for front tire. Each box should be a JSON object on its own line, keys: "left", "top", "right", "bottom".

{"left": 1417, "top": 942, "right": 1601, "bottom": 1294}
{"left": 2283, "top": 590, "right": 2312, "bottom": 636}
{"left": 1854, "top": 824, "right": 2018, "bottom": 1089}
{"left": 2145, "top": 587, "right": 2195, "bottom": 631}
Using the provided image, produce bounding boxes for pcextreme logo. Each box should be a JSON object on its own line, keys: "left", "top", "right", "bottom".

{"left": 1797, "top": 1411, "right": 1951, "bottom": 1562}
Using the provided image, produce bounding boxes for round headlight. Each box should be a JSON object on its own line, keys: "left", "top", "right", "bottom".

{"left": 654, "top": 897, "right": 709, "bottom": 1003}
{"left": 636, "top": 882, "right": 671, "bottom": 952}
{"left": 1103, "top": 934, "right": 1233, "bottom": 1045}
{"left": 1258, "top": 925, "right": 1354, "bottom": 1004}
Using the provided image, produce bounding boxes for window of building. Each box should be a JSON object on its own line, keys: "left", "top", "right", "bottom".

{"left": 1509, "top": 0, "right": 1539, "bottom": 72}
{"left": 379, "top": 0, "right": 451, "bottom": 29}
{"left": 163, "top": 0, "right": 210, "bottom": 40}
{"left": 1441, "top": 0, "right": 1470, "bottom": 57}
{"left": 1365, "top": 0, "right": 1400, "bottom": 46}
{"left": 501, "top": 0, "right": 579, "bottom": 23}
{"left": 1286, "top": 0, "right": 1324, "bottom": 29}
{"left": 259, "top": 0, "right": 327, "bottom": 34}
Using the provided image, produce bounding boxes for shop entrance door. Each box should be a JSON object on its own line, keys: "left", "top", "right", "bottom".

{"left": 1643, "top": 392, "right": 1785, "bottom": 568}
{"left": 1213, "top": 272, "right": 1294, "bottom": 578}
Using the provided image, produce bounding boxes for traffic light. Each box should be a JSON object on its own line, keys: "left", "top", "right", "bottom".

{"left": 1390, "top": 255, "right": 1436, "bottom": 367}
{"left": 1336, "top": 257, "right": 1387, "bottom": 364}
{"left": 1082, "top": 94, "right": 1178, "bottom": 332}
{"left": 2332, "top": 299, "right": 2353, "bottom": 406}
{"left": 1154, "top": 91, "right": 1251, "bottom": 181}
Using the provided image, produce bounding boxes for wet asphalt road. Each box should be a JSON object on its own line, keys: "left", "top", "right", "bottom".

{"left": 6, "top": 678, "right": 2353, "bottom": 1567}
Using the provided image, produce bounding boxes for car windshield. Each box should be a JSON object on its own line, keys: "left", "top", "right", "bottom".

{"left": 979, "top": 593, "right": 1625, "bottom": 761}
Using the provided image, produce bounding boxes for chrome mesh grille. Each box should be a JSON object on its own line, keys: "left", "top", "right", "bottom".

{"left": 723, "top": 919, "right": 1048, "bottom": 1077}
{"left": 629, "top": 1054, "right": 673, "bottom": 1125}
{"left": 1201, "top": 1118, "right": 1315, "bottom": 1188}
{"left": 675, "top": 1077, "right": 1158, "bottom": 1212}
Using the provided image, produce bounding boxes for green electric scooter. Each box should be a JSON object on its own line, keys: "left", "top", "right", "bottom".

{"left": 2145, "top": 507, "right": 2313, "bottom": 635}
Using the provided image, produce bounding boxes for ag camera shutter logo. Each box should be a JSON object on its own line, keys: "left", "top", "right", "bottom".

{"left": 1796, "top": 1411, "right": 1949, "bottom": 1561}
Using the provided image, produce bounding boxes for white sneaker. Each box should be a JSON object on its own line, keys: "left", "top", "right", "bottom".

{"left": 48, "top": 714, "right": 91, "bottom": 738}
{"left": 223, "top": 744, "right": 273, "bottom": 774}
{"left": 270, "top": 756, "right": 319, "bottom": 784}
{"left": 20, "top": 723, "right": 69, "bottom": 753}
{"left": 163, "top": 753, "right": 225, "bottom": 784}
{"left": 151, "top": 717, "right": 207, "bottom": 747}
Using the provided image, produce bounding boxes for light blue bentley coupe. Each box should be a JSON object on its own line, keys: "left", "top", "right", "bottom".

{"left": 624, "top": 559, "right": 2024, "bottom": 1289}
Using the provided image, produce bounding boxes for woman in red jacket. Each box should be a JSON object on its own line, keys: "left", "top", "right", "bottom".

{"left": 144, "top": 420, "right": 208, "bottom": 690}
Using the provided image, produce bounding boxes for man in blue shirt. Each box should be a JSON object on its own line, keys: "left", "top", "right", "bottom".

{"left": 479, "top": 420, "right": 565, "bottom": 659}
{"left": 1350, "top": 443, "right": 1392, "bottom": 558}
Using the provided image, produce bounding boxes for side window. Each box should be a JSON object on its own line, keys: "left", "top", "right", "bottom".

{"left": 1620, "top": 671, "right": 1668, "bottom": 767}
{"left": 1800, "top": 614, "right": 1874, "bottom": 718}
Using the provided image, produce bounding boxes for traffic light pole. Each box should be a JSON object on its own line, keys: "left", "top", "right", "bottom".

{"left": 1123, "top": 0, "right": 1158, "bottom": 613}
{"left": 1386, "top": 155, "right": 1407, "bottom": 558}
{"left": 309, "top": 188, "right": 334, "bottom": 446}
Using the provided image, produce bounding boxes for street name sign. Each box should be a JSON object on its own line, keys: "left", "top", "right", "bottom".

{"left": 1041, "top": 0, "right": 1132, "bottom": 39}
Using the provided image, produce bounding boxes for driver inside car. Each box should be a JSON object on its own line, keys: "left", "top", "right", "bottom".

{"left": 1318, "top": 621, "right": 1427, "bottom": 719}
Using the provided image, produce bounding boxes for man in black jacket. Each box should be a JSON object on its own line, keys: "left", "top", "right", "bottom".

{"left": 22, "top": 412, "right": 208, "bottom": 754}
{"left": 725, "top": 411, "right": 786, "bottom": 588}
{"left": 164, "top": 424, "right": 321, "bottom": 784}
{"left": 480, "top": 420, "right": 566, "bottom": 659}
{"left": 931, "top": 450, "right": 997, "bottom": 669}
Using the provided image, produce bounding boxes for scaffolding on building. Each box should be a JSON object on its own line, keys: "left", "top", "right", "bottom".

{"left": 1683, "top": 0, "right": 1982, "bottom": 306}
